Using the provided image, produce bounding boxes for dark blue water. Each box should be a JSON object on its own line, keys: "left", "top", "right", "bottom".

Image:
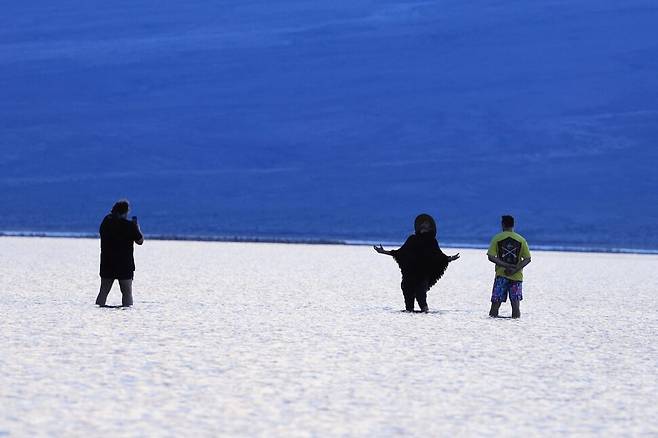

{"left": 1, "top": 1, "right": 657, "bottom": 251}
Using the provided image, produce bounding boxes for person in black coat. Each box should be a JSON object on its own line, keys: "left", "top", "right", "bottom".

{"left": 374, "top": 214, "right": 459, "bottom": 312}
{"left": 95, "top": 200, "right": 144, "bottom": 307}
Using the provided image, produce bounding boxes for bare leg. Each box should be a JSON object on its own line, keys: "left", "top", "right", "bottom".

{"left": 416, "top": 287, "right": 429, "bottom": 313}
{"left": 118, "top": 279, "right": 133, "bottom": 307}
{"left": 96, "top": 278, "right": 114, "bottom": 306}
{"left": 511, "top": 300, "right": 521, "bottom": 319}
{"left": 402, "top": 282, "right": 415, "bottom": 312}
{"left": 489, "top": 302, "right": 501, "bottom": 317}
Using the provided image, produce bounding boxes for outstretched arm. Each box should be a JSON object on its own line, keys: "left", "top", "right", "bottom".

{"left": 373, "top": 244, "right": 394, "bottom": 256}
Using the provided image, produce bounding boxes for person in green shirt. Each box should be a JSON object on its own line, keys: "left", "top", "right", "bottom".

{"left": 487, "top": 215, "right": 531, "bottom": 318}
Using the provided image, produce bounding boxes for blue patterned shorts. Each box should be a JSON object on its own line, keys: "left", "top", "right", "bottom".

{"left": 491, "top": 276, "right": 523, "bottom": 302}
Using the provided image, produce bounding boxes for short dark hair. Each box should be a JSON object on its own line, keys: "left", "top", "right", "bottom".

{"left": 502, "top": 215, "right": 515, "bottom": 228}
{"left": 111, "top": 199, "right": 130, "bottom": 215}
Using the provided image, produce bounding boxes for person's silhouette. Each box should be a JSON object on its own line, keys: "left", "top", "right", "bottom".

{"left": 95, "top": 200, "right": 144, "bottom": 307}
{"left": 374, "top": 214, "right": 459, "bottom": 312}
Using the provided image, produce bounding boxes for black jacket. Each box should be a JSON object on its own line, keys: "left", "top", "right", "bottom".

{"left": 99, "top": 214, "right": 143, "bottom": 279}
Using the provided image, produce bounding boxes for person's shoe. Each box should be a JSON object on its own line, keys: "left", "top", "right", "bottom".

{"left": 420, "top": 306, "right": 429, "bottom": 313}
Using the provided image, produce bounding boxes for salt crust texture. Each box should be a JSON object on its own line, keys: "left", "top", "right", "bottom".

{"left": 1, "top": 237, "right": 657, "bottom": 436}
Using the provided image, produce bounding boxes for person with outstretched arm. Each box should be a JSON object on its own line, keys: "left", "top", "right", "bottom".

{"left": 95, "top": 199, "right": 144, "bottom": 307}
{"left": 374, "top": 214, "right": 460, "bottom": 312}
{"left": 487, "top": 215, "right": 531, "bottom": 318}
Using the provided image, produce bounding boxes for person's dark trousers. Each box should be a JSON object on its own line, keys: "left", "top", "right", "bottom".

{"left": 401, "top": 280, "right": 429, "bottom": 312}
{"left": 96, "top": 278, "right": 133, "bottom": 307}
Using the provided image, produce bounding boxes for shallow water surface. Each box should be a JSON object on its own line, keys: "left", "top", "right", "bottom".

{"left": 1, "top": 237, "right": 657, "bottom": 436}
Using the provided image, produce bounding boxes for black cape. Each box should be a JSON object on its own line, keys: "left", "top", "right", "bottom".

{"left": 391, "top": 214, "right": 451, "bottom": 289}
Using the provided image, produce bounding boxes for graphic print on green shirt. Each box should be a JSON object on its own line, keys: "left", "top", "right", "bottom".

{"left": 487, "top": 231, "right": 531, "bottom": 281}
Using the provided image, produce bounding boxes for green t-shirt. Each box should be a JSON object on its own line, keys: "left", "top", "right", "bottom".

{"left": 487, "top": 231, "right": 531, "bottom": 281}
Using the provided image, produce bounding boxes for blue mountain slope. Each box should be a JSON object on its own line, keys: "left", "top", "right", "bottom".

{"left": 1, "top": 1, "right": 657, "bottom": 249}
